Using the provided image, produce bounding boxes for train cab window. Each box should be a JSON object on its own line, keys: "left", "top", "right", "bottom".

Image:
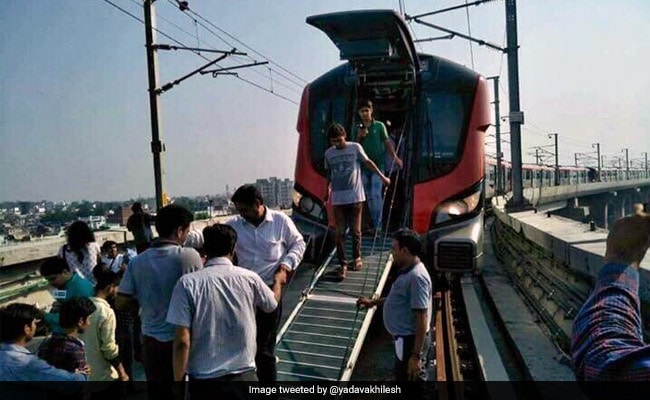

{"left": 415, "top": 92, "right": 472, "bottom": 182}
{"left": 309, "top": 96, "right": 348, "bottom": 174}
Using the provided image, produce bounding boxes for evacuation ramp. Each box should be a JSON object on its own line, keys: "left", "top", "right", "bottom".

{"left": 276, "top": 234, "right": 394, "bottom": 382}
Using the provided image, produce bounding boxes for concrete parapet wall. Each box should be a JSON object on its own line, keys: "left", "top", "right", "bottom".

{"left": 0, "top": 229, "right": 133, "bottom": 267}
{"left": 523, "top": 178, "right": 650, "bottom": 207}
{"left": 491, "top": 197, "right": 650, "bottom": 304}
{"left": 0, "top": 213, "right": 249, "bottom": 268}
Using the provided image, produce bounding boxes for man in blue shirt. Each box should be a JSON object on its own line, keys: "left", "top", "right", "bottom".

{"left": 358, "top": 229, "right": 430, "bottom": 399}
{"left": 572, "top": 213, "right": 650, "bottom": 381}
{"left": 0, "top": 303, "right": 87, "bottom": 400}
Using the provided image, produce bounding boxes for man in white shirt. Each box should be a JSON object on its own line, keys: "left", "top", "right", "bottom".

{"left": 101, "top": 241, "right": 128, "bottom": 273}
{"left": 226, "top": 184, "right": 306, "bottom": 385}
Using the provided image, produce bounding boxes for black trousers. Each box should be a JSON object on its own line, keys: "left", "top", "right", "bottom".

{"left": 142, "top": 335, "right": 174, "bottom": 400}
{"left": 394, "top": 333, "right": 430, "bottom": 400}
{"left": 189, "top": 370, "right": 258, "bottom": 400}
{"left": 256, "top": 298, "right": 282, "bottom": 385}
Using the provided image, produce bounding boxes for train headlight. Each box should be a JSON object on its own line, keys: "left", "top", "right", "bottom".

{"left": 434, "top": 189, "right": 482, "bottom": 224}
{"left": 292, "top": 189, "right": 324, "bottom": 220}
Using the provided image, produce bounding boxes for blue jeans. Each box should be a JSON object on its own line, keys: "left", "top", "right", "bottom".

{"left": 362, "top": 169, "right": 383, "bottom": 230}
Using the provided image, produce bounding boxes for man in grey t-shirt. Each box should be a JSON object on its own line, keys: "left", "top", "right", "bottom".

{"left": 324, "top": 123, "right": 390, "bottom": 280}
{"left": 167, "top": 224, "right": 281, "bottom": 400}
{"left": 358, "top": 229, "right": 431, "bottom": 399}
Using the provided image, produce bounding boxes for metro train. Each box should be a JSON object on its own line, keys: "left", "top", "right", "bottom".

{"left": 290, "top": 10, "right": 489, "bottom": 274}
{"left": 485, "top": 156, "right": 648, "bottom": 198}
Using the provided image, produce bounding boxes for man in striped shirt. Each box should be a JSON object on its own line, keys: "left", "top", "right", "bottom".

{"left": 571, "top": 213, "right": 650, "bottom": 381}
{"left": 167, "top": 224, "right": 280, "bottom": 400}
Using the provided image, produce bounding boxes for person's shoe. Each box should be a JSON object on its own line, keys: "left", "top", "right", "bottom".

{"left": 336, "top": 265, "right": 348, "bottom": 281}
{"left": 353, "top": 258, "right": 363, "bottom": 271}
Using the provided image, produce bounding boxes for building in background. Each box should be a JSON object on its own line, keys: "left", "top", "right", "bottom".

{"left": 255, "top": 177, "right": 293, "bottom": 209}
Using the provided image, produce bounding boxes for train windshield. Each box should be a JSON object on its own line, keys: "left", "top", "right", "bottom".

{"left": 415, "top": 88, "right": 474, "bottom": 182}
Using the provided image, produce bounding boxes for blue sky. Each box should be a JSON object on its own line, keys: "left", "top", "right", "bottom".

{"left": 1, "top": 0, "right": 649, "bottom": 201}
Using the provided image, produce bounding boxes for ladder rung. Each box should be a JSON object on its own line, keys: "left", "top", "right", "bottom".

{"left": 308, "top": 294, "right": 359, "bottom": 304}
{"left": 277, "top": 370, "right": 337, "bottom": 381}
{"left": 279, "top": 359, "right": 340, "bottom": 371}
{"left": 281, "top": 339, "right": 347, "bottom": 349}
{"left": 286, "top": 330, "right": 350, "bottom": 340}
{"left": 276, "top": 348, "right": 345, "bottom": 360}
{"left": 303, "top": 306, "right": 357, "bottom": 314}
{"left": 292, "top": 321, "right": 359, "bottom": 331}
{"left": 300, "top": 313, "right": 356, "bottom": 322}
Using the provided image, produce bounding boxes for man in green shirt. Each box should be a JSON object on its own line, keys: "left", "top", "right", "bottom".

{"left": 39, "top": 257, "right": 94, "bottom": 333}
{"left": 355, "top": 99, "right": 402, "bottom": 231}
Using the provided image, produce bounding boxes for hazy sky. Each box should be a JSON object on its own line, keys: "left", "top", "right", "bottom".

{"left": 1, "top": 0, "right": 649, "bottom": 202}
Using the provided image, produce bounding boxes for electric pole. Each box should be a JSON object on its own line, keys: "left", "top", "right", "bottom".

{"left": 549, "top": 133, "right": 559, "bottom": 185}
{"left": 623, "top": 148, "right": 629, "bottom": 180}
{"left": 487, "top": 76, "right": 502, "bottom": 194}
{"left": 506, "top": 0, "right": 525, "bottom": 206}
{"left": 144, "top": 0, "right": 165, "bottom": 210}
{"left": 574, "top": 153, "right": 579, "bottom": 167}
{"left": 592, "top": 143, "right": 601, "bottom": 181}
{"left": 142, "top": 1, "right": 264, "bottom": 210}
{"left": 535, "top": 148, "right": 540, "bottom": 165}
{"left": 406, "top": 0, "right": 524, "bottom": 205}
{"left": 644, "top": 151, "right": 648, "bottom": 178}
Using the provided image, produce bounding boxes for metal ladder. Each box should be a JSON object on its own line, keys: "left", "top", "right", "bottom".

{"left": 276, "top": 234, "right": 394, "bottom": 381}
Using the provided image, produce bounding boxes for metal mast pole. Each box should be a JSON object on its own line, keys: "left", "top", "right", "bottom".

{"left": 506, "top": 0, "right": 524, "bottom": 206}
{"left": 645, "top": 151, "right": 648, "bottom": 178}
{"left": 549, "top": 133, "right": 559, "bottom": 185}
{"left": 144, "top": 0, "right": 165, "bottom": 210}
{"left": 623, "top": 148, "right": 629, "bottom": 180}
{"left": 574, "top": 153, "right": 578, "bottom": 167}
{"left": 592, "top": 143, "right": 601, "bottom": 181}
{"left": 488, "top": 76, "right": 502, "bottom": 194}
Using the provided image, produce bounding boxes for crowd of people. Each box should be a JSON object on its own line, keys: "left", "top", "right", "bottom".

{"left": 0, "top": 185, "right": 307, "bottom": 400}
{"left": 14, "top": 98, "right": 650, "bottom": 398}
{"left": 0, "top": 98, "right": 434, "bottom": 400}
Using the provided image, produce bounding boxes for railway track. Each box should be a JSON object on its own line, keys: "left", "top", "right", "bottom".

{"left": 432, "top": 276, "right": 493, "bottom": 400}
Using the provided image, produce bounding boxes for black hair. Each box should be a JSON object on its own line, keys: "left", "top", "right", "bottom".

{"left": 67, "top": 221, "right": 96, "bottom": 262}
{"left": 101, "top": 240, "right": 117, "bottom": 252}
{"left": 393, "top": 228, "right": 421, "bottom": 256}
{"left": 0, "top": 303, "right": 40, "bottom": 342}
{"left": 327, "top": 123, "right": 347, "bottom": 140}
{"left": 203, "top": 224, "right": 237, "bottom": 258}
{"left": 93, "top": 267, "right": 123, "bottom": 292}
{"left": 131, "top": 202, "right": 143, "bottom": 212}
{"left": 58, "top": 297, "right": 96, "bottom": 329}
{"left": 357, "top": 99, "right": 374, "bottom": 110}
{"left": 155, "top": 204, "right": 194, "bottom": 238}
{"left": 231, "top": 184, "right": 264, "bottom": 207}
{"left": 40, "top": 257, "right": 70, "bottom": 276}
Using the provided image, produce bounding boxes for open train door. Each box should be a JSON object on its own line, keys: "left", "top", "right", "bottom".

{"left": 307, "top": 10, "right": 421, "bottom": 229}
{"left": 306, "top": 9, "right": 420, "bottom": 81}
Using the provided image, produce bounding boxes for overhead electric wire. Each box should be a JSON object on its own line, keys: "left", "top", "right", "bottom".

{"left": 152, "top": 0, "right": 303, "bottom": 97}
{"left": 171, "top": 0, "right": 308, "bottom": 85}
{"left": 163, "top": 0, "right": 306, "bottom": 91}
{"left": 131, "top": 0, "right": 302, "bottom": 97}
{"left": 100, "top": 0, "right": 299, "bottom": 105}
{"left": 464, "top": 0, "right": 475, "bottom": 69}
